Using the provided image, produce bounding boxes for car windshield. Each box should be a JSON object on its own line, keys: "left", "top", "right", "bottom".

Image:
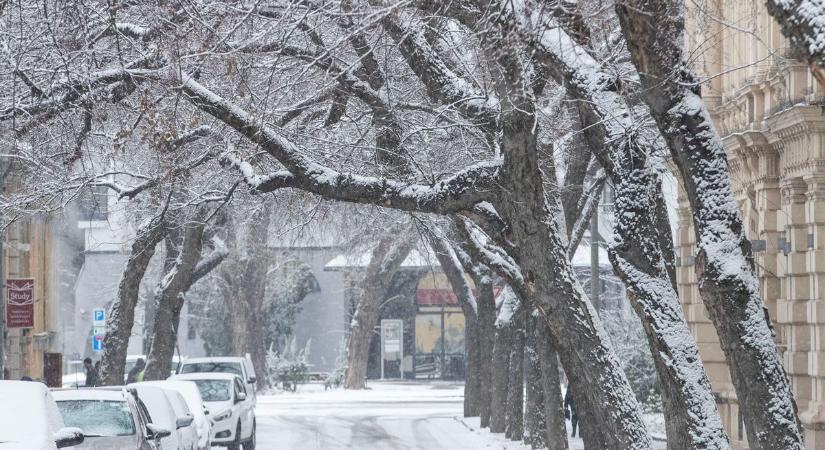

{"left": 56, "top": 400, "right": 136, "bottom": 437}
{"left": 191, "top": 380, "right": 231, "bottom": 402}
{"left": 181, "top": 362, "right": 242, "bottom": 377}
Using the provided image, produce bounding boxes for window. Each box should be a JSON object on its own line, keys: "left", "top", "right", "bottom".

{"left": 57, "top": 400, "right": 135, "bottom": 437}
{"left": 192, "top": 380, "right": 231, "bottom": 402}
{"left": 181, "top": 362, "right": 242, "bottom": 377}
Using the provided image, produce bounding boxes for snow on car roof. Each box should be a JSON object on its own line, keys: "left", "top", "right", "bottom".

{"left": 0, "top": 381, "right": 65, "bottom": 446}
{"left": 170, "top": 372, "right": 240, "bottom": 381}
{"left": 182, "top": 357, "right": 244, "bottom": 363}
{"left": 52, "top": 388, "right": 126, "bottom": 402}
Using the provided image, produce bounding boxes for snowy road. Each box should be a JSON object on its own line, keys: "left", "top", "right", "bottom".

{"left": 253, "top": 381, "right": 666, "bottom": 449}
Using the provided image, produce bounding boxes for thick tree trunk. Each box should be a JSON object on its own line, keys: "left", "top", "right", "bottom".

{"left": 505, "top": 308, "right": 525, "bottom": 441}
{"left": 99, "top": 214, "right": 169, "bottom": 386}
{"left": 144, "top": 217, "right": 206, "bottom": 381}
{"left": 429, "top": 235, "right": 481, "bottom": 416}
{"left": 511, "top": 7, "right": 728, "bottom": 446}
{"left": 464, "top": 318, "right": 480, "bottom": 416}
{"left": 490, "top": 318, "right": 514, "bottom": 433}
{"left": 475, "top": 277, "right": 496, "bottom": 428}
{"left": 345, "top": 232, "right": 413, "bottom": 389}
{"left": 524, "top": 312, "right": 546, "bottom": 449}
{"left": 538, "top": 320, "right": 567, "bottom": 450}
{"left": 615, "top": 2, "right": 803, "bottom": 448}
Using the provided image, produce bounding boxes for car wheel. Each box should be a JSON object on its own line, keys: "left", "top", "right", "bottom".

{"left": 243, "top": 419, "right": 256, "bottom": 450}
{"left": 226, "top": 422, "right": 242, "bottom": 450}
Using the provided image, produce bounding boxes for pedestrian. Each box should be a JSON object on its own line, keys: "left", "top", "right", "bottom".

{"left": 83, "top": 357, "right": 98, "bottom": 387}
{"left": 127, "top": 358, "right": 145, "bottom": 384}
{"left": 564, "top": 388, "right": 579, "bottom": 438}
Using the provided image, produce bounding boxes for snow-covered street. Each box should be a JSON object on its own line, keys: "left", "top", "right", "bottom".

{"left": 254, "top": 381, "right": 666, "bottom": 449}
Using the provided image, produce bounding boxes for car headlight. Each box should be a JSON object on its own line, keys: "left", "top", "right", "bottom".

{"left": 213, "top": 409, "right": 232, "bottom": 422}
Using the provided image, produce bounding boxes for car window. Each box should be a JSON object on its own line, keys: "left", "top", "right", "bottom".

{"left": 191, "top": 380, "right": 231, "bottom": 402}
{"left": 234, "top": 378, "right": 246, "bottom": 396}
{"left": 180, "top": 362, "right": 243, "bottom": 377}
{"left": 57, "top": 400, "right": 136, "bottom": 437}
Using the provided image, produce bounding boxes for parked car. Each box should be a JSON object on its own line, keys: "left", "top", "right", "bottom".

{"left": 52, "top": 388, "right": 143, "bottom": 449}
{"left": 137, "top": 381, "right": 211, "bottom": 450}
{"left": 177, "top": 356, "right": 257, "bottom": 402}
{"left": 169, "top": 373, "right": 255, "bottom": 450}
{"left": 0, "top": 381, "right": 84, "bottom": 449}
{"left": 126, "top": 384, "right": 192, "bottom": 450}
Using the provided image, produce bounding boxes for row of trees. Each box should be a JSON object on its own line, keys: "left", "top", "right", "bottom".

{"left": 2, "top": 0, "right": 824, "bottom": 448}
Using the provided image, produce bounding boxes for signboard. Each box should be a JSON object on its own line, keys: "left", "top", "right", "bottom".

{"left": 5, "top": 279, "right": 34, "bottom": 329}
{"left": 92, "top": 308, "right": 106, "bottom": 326}
{"left": 380, "top": 319, "right": 404, "bottom": 380}
{"left": 92, "top": 335, "right": 104, "bottom": 352}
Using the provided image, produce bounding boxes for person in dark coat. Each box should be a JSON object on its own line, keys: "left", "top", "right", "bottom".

{"left": 83, "top": 358, "right": 98, "bottom": 387}
{"left": 127, "top": 358, "right": 145, "bottom": 384}
{"left": 564, "top": 388, "right": 579, "bottom": 438}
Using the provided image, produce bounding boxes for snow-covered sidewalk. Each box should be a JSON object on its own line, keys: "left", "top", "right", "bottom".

{"left": 254, "top": 381, "right": 665, "bottom": 449}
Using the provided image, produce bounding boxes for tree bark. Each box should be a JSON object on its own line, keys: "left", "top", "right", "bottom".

{"left": 143, "top": 219, "right": 205, "bottom": 380}
{"left": 508, "top": 6, "right": 728, "bottom": 446}
{"left": 490, "top": 313, "right": 514, "bottom": 434}
{"left": 524, "top": 312, "right": 546, "bottom": 449}
{"left": 505, "top": 307, "right": 525, "bottom": 441}
{"left": 144, "top": 212, "right": 227, "bottom": 381}
{"left": 538, "top": 320, "right": 567, "bottom": 450}
{"left": 476, "top": 275, "right": 496, "bottom": 428}
{"left": 99, "top": 213, "right": 169, "bottom": 386}
{"left": 615, "top": 2, "right": 804, "bottom": 448}
{"left": 345, "top": 231, "right": 414, "bottom": 389}
{"left": 429, "top": 235, "right": 481, "bottom": 416}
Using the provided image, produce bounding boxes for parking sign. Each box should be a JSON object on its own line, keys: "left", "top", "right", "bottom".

{"left": 92, "top": 308, "right": 105, "bottom": 326}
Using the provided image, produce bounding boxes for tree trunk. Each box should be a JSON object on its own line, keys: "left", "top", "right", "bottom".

{"left": 490, "top": 318, "right": 514, "bottom": 433}
{"left": 429, "top": 235, "right": 481, "bottom": 417}
{"left": 524, "top": 312, "right": 546, "bottom": 449}
{"left": 99, "top": 214, "right": 169, "bottom": 386}
{"left": 476, "top": 276, "right": 496, "bottom": 428}
{"left": 505, "top": 307, "right": 525, "bottom": 441}
{"left": 615, "top": 2, "right": 803, "bottom": 447}
{"left": 345, "top": 232, "right": 413, "bottom": 389}
{"left": 464, "top": 317, "right": 480, "bottom": 416}
{"left": 144, "top": 216, "right": 206, "bottom": 381}
{"left": 539, "top": 320, "right": 567, "bottom": 450}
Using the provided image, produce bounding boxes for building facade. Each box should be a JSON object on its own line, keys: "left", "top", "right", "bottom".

{"left": 683, "top": 1, "right": 825, "bottom": 447}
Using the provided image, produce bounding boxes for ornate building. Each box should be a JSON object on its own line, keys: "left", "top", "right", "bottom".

{"left": 683, "top": 1, "right": 825, "bottom": 447}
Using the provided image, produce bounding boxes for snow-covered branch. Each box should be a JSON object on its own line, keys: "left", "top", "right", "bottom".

{"left": 184, "top": 75, "right": 501, "bottom": 214}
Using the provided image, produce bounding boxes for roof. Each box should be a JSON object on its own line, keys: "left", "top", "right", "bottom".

{"left": 324, "top": 247, "right": 440, "bottom": 271}
{"left": 169, "top": 373, "right": 240, "bottom": 381}
{"left": 181, "top": 357, "right": 245, "bottom": 363}
{"left": 51, "top": 389, "right": 126, "bottom": 402}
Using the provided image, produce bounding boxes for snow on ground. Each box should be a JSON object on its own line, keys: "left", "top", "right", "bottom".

{"left": 254, "top": 381, "right": 666, "bottom": 449}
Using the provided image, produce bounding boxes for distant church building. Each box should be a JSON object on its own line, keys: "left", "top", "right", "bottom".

{"left": 684, "top": 2, "right": 825, "bottom": 447}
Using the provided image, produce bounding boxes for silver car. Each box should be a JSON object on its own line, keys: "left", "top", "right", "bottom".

{"left": 52, "top": 388, "right": 141, "bottom": 449}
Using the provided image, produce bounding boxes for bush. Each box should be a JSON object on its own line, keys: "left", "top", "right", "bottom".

{"left": 267, "top": 336, "right": 310, "bottom": 392}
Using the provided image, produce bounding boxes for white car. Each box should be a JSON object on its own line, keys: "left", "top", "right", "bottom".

{"left": 0, "top": 381, "right": 84, "bottom": 449}
{"left": 177, "top": 356, "right": 257, "bottom": 403}
{"left": 127, "top": 383, "right": 193, "bottom": 450}
{"left": 139, "top": 381, "right": 211, "bottom": 450}
{"left": 169, "top": 373, "right": 255, "bottom": 450}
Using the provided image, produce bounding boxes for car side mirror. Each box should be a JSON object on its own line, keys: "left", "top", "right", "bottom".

{"left": 54, "top": 428, "right": 85, "bottom": 448}
{"left": 247, "top": 376, "right": 256, "bottom": 384}
{"left": 176, "top": 414, "right": 194, "bottom": 429}
{"left": 236, "top": 392, "right": 247, "bottom": 403}
{"left": 203, "top": 407, "right": 210, "bottom": 415}
{"left": 146, "top": 423, "right": 172, "bottom": 440}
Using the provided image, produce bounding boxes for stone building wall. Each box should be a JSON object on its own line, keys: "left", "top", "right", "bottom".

{"left": 683, "top": 1, "right": 825, "bottom": 447}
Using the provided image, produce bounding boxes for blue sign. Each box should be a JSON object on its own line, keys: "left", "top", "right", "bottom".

{"left": 93, "top": 309, "right": 105, "bottom": 322}
{"left": 93, "top": 335, "right": 104, "bottom": 352}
